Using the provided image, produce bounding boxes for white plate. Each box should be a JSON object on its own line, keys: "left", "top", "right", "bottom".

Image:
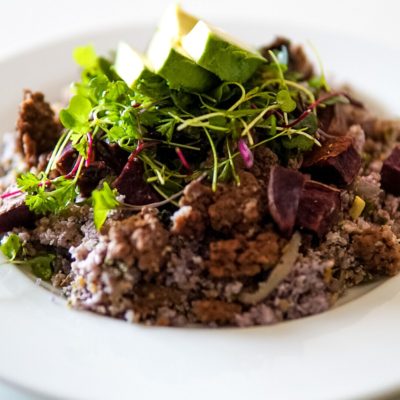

{"left": 1, "top": 21, "right": 400, "bottom": 400}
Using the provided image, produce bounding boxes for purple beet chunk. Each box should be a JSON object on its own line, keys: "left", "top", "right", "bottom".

{"left": 317, "top": 103, "right": 348, "bottom": 136}
{"left": 112, "top": 157, "right": 160, "bottom": 205}
{"left": 381, "top": 146, "right": 400, "bottom": 195}
{"left": 267, "top": 165, "right": 306, "bottom": 237}
{"left": 78, "top": 161, "right": 112, "bottom": 198}
{"left": 296, "top": 181, "right": 341, "bottom": 238}
{"left": 56, "top": 142, "right": 77, "bottom": 175}
{"left": 302, "top": 136, "right": 361, "bottom": 186}
{"left": 0, "top": 196, "right": 35, "bottom": 233}
{"left": 95, "top": 141, "right": 128, "bottom": 176}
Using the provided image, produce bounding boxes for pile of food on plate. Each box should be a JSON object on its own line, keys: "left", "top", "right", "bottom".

{"left": 0, "top": 5, "right": 400, "bottom": 327}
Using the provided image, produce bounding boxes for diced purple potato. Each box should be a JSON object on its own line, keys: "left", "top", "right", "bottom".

{"left": 0, "top": 197, "right": 35, "bottom": 234}
{"left": 302, "top": 136, "right": 361, "bottom": 186}
{"left": 296, "top": 181, "right": 341, "bottom": 238}
{"left": 381, "top": 146, "right": 400, "bottom": 196}
{"left": 112, "top": 157, "right": 160, "bottom": 205}
{"left": 267, "top": 165, "right": 306, "bottom": 237}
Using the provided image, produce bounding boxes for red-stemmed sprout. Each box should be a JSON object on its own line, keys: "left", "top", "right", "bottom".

{"left": 175, "top": 147, "right": 191, "bottom": 172}
{"left": 85, "top": 132, "right": 94, "bottom": 167}
{"left": 65, "top": 155, "right": 83, "bottom": 179}
{"left": 0, "top": 189, "right": 23, "bottom": 200}
{"left": 283, "top": 91, "right": 351, "bottom": 129}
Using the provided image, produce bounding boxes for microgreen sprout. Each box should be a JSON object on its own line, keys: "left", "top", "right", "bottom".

{"left": 2, "top": 41, "right": 341, "bottom": 217}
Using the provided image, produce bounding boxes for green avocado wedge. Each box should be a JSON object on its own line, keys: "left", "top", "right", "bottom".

{"left": 114, "top": 42, "right": 168, "bottom": 98}
{"left": 157, "top": 3, "right": 199, "bottom": 44}
{"left": 182, "top": 20, "right": 267, "bottom": 83}
{"left": 146, "top": 29, "right": 218, "bottom": 93}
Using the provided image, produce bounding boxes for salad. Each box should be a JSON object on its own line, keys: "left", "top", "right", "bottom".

{"left": 0, "top": 5, "right": 399, "bottom": 327}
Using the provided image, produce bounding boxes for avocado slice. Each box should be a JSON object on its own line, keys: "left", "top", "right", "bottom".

{"left": 114, "top": 42, "right": 168, "bottom": 98}
{"left": 147, "top": 29, "right": 218, "bottom": 92}
{"left": 158, "top": 3, "right": 199, "bottom": 44}
{"left": 182, "top": 21, "right": 266, "bottom": 83}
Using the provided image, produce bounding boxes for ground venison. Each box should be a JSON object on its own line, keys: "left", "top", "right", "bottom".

{"left": 352, "top": 225, "right": 400, "bottom": 276}
{"left": 16, "top": 90, "right": 61, "bottom": 168}
{"left": 207, "top": 230, "right": 283, "bottom": 278}
{"left": 208, "top": 171, "right": 263, "bottom": 235}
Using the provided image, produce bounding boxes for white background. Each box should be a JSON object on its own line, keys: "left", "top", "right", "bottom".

{"left": 0, "top": 0, "right": 398, "bottom": 399}
{"left": 0, "top": 0, "right": 398, "bottom": 60}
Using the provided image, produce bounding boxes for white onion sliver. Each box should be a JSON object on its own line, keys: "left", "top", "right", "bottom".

{"left": 240, "top": 232, "right": 301, "bottom": 305}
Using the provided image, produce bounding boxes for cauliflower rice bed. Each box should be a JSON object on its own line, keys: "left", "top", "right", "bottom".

{"left": 1, "top": 104, "right": 400, "bottom": 327}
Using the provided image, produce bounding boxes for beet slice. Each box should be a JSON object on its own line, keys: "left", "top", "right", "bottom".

{"left": 318, "top": 104, "right": 348, "bottom": 136}
{"left": 381, "top": 146, "right": 400, "bottom": 196}
{"left": 0, "top": 196, "right": 35, "bottom": 234}
{"left": 112, "top": 157, "right": 160, "bottom": 205}
{"left": 56, "top": 142, "right": 77, "bottom": 175}
{"left": 95, "top": 141, "right": 128, "bottom": 176}
{"left": 267, "top": 166, "right": 306, "bottom": 237}
{"left": 77, "top": 161, "right": 112, "bottom": 198}
{"left": 296, "top": 181, "right": 341, "bottom": 238}
{"left": 302, "top": 136, "right": 361, "bottom": 186}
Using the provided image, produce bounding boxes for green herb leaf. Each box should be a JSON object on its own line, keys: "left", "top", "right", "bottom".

{"left": 0, "top": 234, "right": 21, "bottom": 261}
{"left": 276, "top": 90, "right": 296, "bottom": 113}
{"left": 26, "top": 255, "right": 55, "bottom": 281}
{"left": 281, "top": 134, "right": 315, "bottom": 151}
{"left": 18, "top": 174, "right": 78, "bottom": 215}
{"left": 73, "top": 45, "right": 98, "bottom": 70}
{"left": 92, "top": 182, "right": 119, "bottom": 230}
{"left": 60, "top": 95, "right": 92, "bottom": 134}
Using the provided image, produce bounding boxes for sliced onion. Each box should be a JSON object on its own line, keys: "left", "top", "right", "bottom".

{"left": 240, "top": 232, "right": 301, "bottom": 305}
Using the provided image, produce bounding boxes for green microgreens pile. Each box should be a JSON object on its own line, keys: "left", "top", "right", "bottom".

{"left": 13, "top": 43, "right": 344, "bottom": 229}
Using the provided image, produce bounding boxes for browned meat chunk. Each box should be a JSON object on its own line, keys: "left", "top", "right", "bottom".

{"left": 106, "top": 208, "right": 169, "bottom": 274}
{"left": 381, "top": 145, "right": 400, "bottom": 195}
{"left": 112, "top": 157, "right": 159, "bottom": 205}
{"left": 268, "top": 166, "right": 306, "bottom": 237}
{"left": 352, "top": 225, "right": 400, "bottom": 276}
{"left": 171, "top": 205, "right": 207, "bottom": 239}
{"left": 296, "top": 181, "right": 341, "bottom": 238}
{"left": 207, "top": 231, "right": 282, "bottom": 278}
{"left": 132, "top": 284, "right": 185, "bottom": 325}
{"left": 208, "top": 171, "right": 262, "bottom": 235}
{"left": 16, "top": 90, "right": 61, "bottom": 167}
{"left": 192, "top": 300, "right": 242, "bottom": 324}
{"left": 0, "top": 196, "right": 34, "bottom": 233}
{"left": 171, "top": 179, "right": 213, "bottom": 239}
{"left": 302, "top": 136, "right": 361, "bottom": 186}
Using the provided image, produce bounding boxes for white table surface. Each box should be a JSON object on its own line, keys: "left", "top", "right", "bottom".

{"left": 1, "top": 0, "right": 399, "bottom": 399}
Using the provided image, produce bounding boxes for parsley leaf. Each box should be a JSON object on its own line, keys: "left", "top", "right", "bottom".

{"left": 17, "top": 174, "right": 78, "bottom": 215}
{"left": 73, "top": 45, "right": 98, "bottom": 71}
{"left": 276, "top": 90, "right": 296, "bottom": 113}
{"left": 60, "top": 95, "right": 92, "bottom": 134}
{"left": 0, "top": 233, "right": 21, "bottom": 261}
{"left": 0, "top": 233, "right": 54, "bottom": 281}
{"left": 26, "top": 255, "right": 55, "bottom": 281}
{"left": 92, "top": 182, "right": 119, "bottom": 230}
